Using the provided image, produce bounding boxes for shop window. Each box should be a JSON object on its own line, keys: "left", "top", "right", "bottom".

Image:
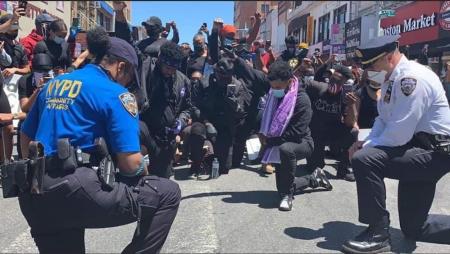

{"left": 313, "top": 19, "right": 316, "bottom": 44}
{"left": 261, "top": 4, "right": 270, "bottom": 14}
{"left": 318, "top": 13, "right": 330, "bottom": 42}
{"left": 333, "top": 4, "right": 347, "bottom": 24}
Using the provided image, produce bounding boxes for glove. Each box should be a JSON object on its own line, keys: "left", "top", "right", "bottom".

{"left": 166, "top": 119, "right": 182, "bottom": 135}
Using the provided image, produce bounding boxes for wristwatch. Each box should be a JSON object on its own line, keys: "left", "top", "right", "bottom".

{"left": 12, "top": 112, "right": 19, "bottom": 120}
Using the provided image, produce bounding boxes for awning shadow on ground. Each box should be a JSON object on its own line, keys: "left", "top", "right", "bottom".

{"left": 284, "top": 221, "right": 417, "bottom": 253}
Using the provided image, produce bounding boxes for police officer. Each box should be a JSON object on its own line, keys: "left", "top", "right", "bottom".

{"left": 18, "top": 27, "right": 181, "bottom": 254}
{"left": 342, "top": 35, "right": 450, "bottom": 253}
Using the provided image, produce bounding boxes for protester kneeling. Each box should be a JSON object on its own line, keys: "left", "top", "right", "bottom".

{"left": 259, "top": 61, "right": 332, "bottom": 211}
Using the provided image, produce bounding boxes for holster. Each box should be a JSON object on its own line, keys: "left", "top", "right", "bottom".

{"left": 92, "top": 137, "right": 116, "bottom": 191}
{"left": 414, "top": 132, "right": 450, "bottom": 155}
{"left": 1, "top": 160, "right": 30, "bottom": 198}
{"left": 56, "top": 138, "right": 78, "bottom": 172}
{"left": 28, "top": 141, "right": 45, "bottom": 195}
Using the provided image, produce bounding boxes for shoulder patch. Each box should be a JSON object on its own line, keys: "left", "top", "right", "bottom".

{"left": 400, "top": 77, "right": 417, "bottom": 96}
{"left": 119, "top": 92, "right": 138, "bottom": 117}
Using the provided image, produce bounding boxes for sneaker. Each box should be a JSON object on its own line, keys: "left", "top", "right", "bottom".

{"left": 342, "top": 225, "right": 391, "bottom": 254}
{"left": 279, "top": 195, "right": 293, "bottom": 211}
{"left": 311, "top": 168, "right": 333, "bottom": 191}
{"left": 337, "top": 165, "right": 355, "bottom": 182}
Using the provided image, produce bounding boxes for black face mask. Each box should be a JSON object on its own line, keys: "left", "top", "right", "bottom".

{"left": 6, "top": 33, "right": 18, "bottom": 41}
{"left": 193, "top": 43, "right": 204, "bottom": 52}
{"left": 146, "top": 27, "right": 160, "bottom": 38}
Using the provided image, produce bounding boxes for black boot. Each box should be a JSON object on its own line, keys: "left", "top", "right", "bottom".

{"left": 336, "top": 163, "right": 355, "bottom": 182}
{"left": 342, "top": 221, "right": 391, "bottom": 254}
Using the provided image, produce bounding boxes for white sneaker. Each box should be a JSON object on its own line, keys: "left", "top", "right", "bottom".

{"left": 279, "top": 195, "right": 293, "bottom": 211}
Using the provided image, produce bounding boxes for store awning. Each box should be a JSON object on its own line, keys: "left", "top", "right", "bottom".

{"left": 100, "top": 1, "right": 114, "bottom": 16}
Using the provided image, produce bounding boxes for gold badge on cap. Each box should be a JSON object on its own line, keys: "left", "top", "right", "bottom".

{"left": 355, "top": 49, "right": 363, "bottom": 58}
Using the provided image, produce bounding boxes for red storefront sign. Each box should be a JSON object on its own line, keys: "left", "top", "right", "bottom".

{"left": 380, "top": 1, "right": 441, "bottom": 46}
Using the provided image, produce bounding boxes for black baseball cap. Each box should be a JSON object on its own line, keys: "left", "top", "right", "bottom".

{"left": 141, "top": 16, "right": 162, "bottom": 28}
{"left": 35, "top": 11, "right": 55, "bottom": 25}
{"left": 0, "top": 14, "right": 20, "bottom": 30}
{"left": 108, "top": 37, "right": 140, "bottom": 86}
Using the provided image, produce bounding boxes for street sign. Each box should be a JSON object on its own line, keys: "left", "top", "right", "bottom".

{"left": 379, "top": 9, "right": 396, "bottom": 17}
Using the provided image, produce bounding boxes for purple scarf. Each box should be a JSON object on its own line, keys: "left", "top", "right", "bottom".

{"left": 260, "top": 77, "right": 299, "bottom": 163}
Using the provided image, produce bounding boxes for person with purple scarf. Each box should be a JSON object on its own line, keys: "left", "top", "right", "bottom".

{"left": 260, "top": 61, "right": 332, "bottom": 211}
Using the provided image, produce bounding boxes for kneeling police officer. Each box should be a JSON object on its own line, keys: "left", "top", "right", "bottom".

{"left": 17, "top": 27, "right": 181, "bottom": 254}
{"left": 343, "top": 35, "right": 450, "bottom": 253}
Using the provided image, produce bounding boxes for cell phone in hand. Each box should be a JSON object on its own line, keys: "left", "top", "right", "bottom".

{"left": 266, "top": 40, "right": 271, "bottom": 47}
{"left": 227, "top": 84, "right": 236, "bottom": 97}
{"left": 18, "top": 0, "right": 27, "bottom": 14}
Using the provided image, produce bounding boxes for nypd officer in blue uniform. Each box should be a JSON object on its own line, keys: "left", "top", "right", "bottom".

{"left": 342, "top": 35, "right": 450, "bottom": 253}
{"left": 18, "top": 27, "right": 181, "bottom": 254}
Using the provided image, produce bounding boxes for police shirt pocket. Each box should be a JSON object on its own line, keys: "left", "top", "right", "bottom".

{"left": 136, "top": 177, "right": 160, "bottom": 209}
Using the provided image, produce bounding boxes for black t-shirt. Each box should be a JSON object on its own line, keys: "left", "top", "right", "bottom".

{"left": 356, "top": 87, "right": 378, "bottom": 129}
{"left": 305, "top": 80, "right": 346, "bottom": 130}
{"left": 18, "top": 73, "right": 35, "bottom": 100}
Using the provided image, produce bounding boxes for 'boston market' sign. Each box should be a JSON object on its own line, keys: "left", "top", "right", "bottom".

{"left": 380, "top": 1, "right": 441, "bottom": 46}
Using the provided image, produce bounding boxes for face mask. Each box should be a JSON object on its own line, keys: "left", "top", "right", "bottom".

{"left": 6, "top": 32, "right": 18, "bottom": 40}
{"left": 223, "top": 37, "right": 234, "bottom": 48}
{"left": 327, "top": 83, "right": 342, "bottom": 95}
{"left": 367, "top": 70, "right": 387, "bottom": 86}
{"left": 53, "top": 36, "right": 65, "bottom": 44}
{"left": 194, "top": 43, "right": 204, "bottom": 52}
{"left": 272, "top": 88, "right": 285, "bottom": 98}
{"left": 304, "top": 75, "right": 314, "bottom": 82}
{"left": 146, "top": 27, "right": 160, "bottom": 38}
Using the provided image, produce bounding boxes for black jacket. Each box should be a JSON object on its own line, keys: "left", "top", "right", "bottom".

{"left": 266, "top": 89, "right": 313, "bottom": 146}
{"left": 191, "top": 74, "right": 250, "bottom": 135}
{"left": 35, "top": 40, "right": 71, "bottom": 70}
{"left": 139, "top": 64, "right": 192, "bottom": 143}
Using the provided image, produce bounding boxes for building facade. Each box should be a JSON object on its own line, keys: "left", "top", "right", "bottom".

{"left": 234, "top": 1, "right": 277, "bottom": 38}
{"left": 71, "top": 1, "right": 132, "bottom": 32}
{"left": 0, "top": 1, "right": 71, "bottom": 39}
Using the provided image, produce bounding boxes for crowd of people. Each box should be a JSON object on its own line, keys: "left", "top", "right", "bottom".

{"left": 1, "top": 2, "right": 450, "bottom": 254}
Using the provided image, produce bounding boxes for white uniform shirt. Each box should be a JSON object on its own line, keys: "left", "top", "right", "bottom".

{"left": 364, "top": 55, "right": 450, "bottom": 147}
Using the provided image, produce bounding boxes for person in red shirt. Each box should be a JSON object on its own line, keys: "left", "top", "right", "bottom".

{"left": 19, "top": 11, "right": 54, "bottom": 64}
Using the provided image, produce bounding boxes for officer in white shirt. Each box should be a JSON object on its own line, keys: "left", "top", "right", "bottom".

{"left": 343, "top": 35, "right": 450, "bottom": 254}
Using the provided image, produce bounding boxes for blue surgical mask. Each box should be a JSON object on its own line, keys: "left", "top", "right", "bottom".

{"left": 272, "top": 88, "right": 285, "bottom": 98}
{"left": 53, "top": 36, "right": 65, "bottom": 45}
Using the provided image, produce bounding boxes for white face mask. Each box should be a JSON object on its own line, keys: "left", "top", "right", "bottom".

{"left": 367, "top": 70, "right": 387, "bottom": 86}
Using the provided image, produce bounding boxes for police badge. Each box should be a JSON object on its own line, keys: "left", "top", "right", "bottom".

{"left": 119, "top": 92, "right": 138, "bottom": 117}
{"left": 400, "top": 77, "right": 417, "bottom": 96}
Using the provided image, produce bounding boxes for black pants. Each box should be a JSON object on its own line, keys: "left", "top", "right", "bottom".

{"left": 275, "top": 140, "right": 314, "bottom": 195}
{"left": 232, "top": 120, "right": 255, "bottom": 168}
{"left": 18, "top": 167, "right": 181, "bottom": 254}
{"left": 307, "top": 125, "right": 357, "bottom": 170}
{"left": 352, "top": 144, "right": 450, "bottom": 244}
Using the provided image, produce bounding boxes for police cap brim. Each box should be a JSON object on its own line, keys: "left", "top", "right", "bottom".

{"left": 355, "top": 35, "right": 400, "bottom": 69}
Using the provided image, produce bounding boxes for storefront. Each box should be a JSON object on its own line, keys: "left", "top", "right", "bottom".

{"left": 380, "top": 1, "right": 447, "bottom": 75}
{"left": 288, "top": 14, "right": 309, "bottom": 44}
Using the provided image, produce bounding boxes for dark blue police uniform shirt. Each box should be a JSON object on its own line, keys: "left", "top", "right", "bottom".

{"left": 21, "top": 64, "right": 140, "bottom": 156}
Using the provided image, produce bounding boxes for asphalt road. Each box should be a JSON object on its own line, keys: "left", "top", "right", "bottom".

{"left": 1, "top": 159, "right": 450, "bottom": 253}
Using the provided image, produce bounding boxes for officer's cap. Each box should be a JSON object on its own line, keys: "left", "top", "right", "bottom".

{"left": 0, "top": 14, "right": 20, "bottom": 30}
{"left": 108, "top": 37, "right": 140, "bottom": 86}
{"left": 356, "top": 35, "right": 400, "bottom": 68}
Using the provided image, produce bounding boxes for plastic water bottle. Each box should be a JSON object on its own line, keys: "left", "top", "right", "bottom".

{"left": 212, "top": 158, "right": 219, "bottom": 179}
